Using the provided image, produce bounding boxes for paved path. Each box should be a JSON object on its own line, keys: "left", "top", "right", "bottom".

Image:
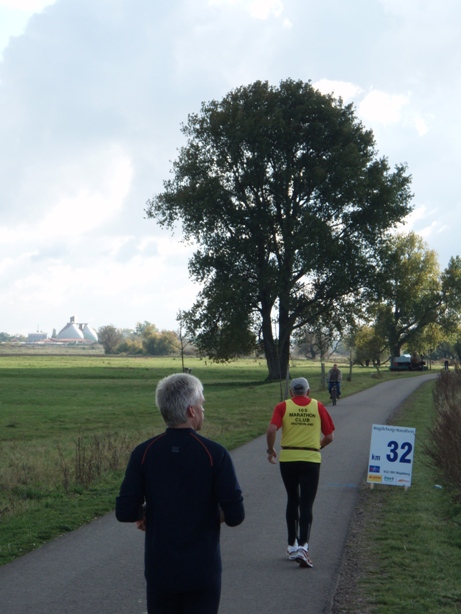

{"left": 0, "top": 373, "right": 436, "bottom": 614}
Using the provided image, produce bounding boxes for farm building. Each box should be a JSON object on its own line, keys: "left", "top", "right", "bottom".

{"left": 55, "top": 316, "right": 98, "bottom": 343}
{"left": 26, "top": 332, "right": 48, "bottom": 343}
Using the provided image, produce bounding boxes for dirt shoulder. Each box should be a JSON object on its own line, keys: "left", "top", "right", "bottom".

{"left": 331, "top": 484, "right": 377, "bottom": 613}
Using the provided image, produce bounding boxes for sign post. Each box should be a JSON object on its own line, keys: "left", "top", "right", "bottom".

{"left": 367, "top": 424, "right": 416, "bottom": 489}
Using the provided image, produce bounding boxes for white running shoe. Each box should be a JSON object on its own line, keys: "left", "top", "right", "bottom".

{"left": 295, "top": 544, "right": 313, "bottom": 568}
{"left": 286, "top": 541, "right": 298, "bottom": 560}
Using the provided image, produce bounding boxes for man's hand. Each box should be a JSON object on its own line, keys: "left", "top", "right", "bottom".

{"left": 267, "top": 450, "right": 277, "bottom": 464}
{"left": 136, "top": 517, "right": 146, "bottom": 531}
{"left": 136, "top": 507, "right": 147, "bottom": 531}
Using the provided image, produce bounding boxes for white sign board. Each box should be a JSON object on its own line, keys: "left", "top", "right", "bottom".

{"left": 367, "top": 424, "right": 416, "bottom": 487}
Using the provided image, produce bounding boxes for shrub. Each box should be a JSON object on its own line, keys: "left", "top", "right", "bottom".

{"left": 423, "top": 370, "right": 461, "bottom": 502}
{"left": 116, "top": 338, "right": 144, "bottom": 355}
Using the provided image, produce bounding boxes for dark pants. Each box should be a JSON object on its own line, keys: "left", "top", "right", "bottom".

{"left": 328, "top": 381, "right": 341, "bottom": 396}
{"left": 279, "top": 461, "right": 320, "bottom": 546}
{"left": 146, "top": 573, "right": 221, "bottom": 614}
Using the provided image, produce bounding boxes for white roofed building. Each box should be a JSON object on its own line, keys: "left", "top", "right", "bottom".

{"left": 26, "top": 332, "right": 48, "bottom": 343}
{"left": 55, "top": 316, "right": 98, "bottom": 343}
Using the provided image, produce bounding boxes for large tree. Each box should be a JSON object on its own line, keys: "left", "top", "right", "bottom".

{"left": 371, "top": 232, "right": 461, "bottom": 358}
{"left": 97, "top": 325, "right": 123, "bottom": 354}
{"left": 146, "top": 79, "right": 413, "bottom": 379}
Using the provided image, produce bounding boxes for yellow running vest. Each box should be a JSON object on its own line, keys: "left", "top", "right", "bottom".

{"left": 280, "top": 398, "right": 322, "bottom": 463}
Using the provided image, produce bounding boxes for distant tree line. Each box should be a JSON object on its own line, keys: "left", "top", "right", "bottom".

{"left": 293, "top": 231, "right": 461, "bottom": 374}
{"left": 0, "top": 332, "right": 26, "bottom": 342}
{"left": 97, "top": 318, "right": 195, "bottom": 358}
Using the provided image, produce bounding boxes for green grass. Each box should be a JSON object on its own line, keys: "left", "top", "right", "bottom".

{"left": 348, "top": 382, "right": 461, "bottom": 613}
{"left": 0, "top": 354, "right": 435, "bottom": 567}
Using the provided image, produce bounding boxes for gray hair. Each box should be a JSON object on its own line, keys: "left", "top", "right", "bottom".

{"left": 155, "top": 373, "right": 204, "bottom": 427}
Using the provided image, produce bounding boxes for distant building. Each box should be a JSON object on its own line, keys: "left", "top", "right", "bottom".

{"left": 26, "top": 332, "right": 48, "bottom": 343}
{"left": 55, "top": 316, "right": 98, "bottom": 343}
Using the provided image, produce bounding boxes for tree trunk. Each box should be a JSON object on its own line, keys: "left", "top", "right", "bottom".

{"left": 261, "top": 324, "right": 290, "bottom": 383}
{"left": 391, "top": 342, "right": 404, "bottom": 360}
{"left": 320, "top": 362, "right": 326, "bottom": 389}
{"left": 264, "top": 339, "right": 290, "bottom": 382}
{"left": 347, "top": 346, "right": 354, "bottom": 382}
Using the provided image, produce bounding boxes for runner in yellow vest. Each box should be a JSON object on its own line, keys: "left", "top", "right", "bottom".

{"left": 266, "top": 377, "right": 335, "bottom": 568}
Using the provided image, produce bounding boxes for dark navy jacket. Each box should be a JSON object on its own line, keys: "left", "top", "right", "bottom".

{"left": 116, "top": 428, "right": 244, "bottom": 592}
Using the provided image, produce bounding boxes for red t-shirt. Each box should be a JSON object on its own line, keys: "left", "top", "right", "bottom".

{"left": 270, "top": 396, "right": 335, "bottom": 462}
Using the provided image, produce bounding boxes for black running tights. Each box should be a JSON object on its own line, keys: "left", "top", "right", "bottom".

{"left": 279, "top": 461, "right": 321, "bottom": 546}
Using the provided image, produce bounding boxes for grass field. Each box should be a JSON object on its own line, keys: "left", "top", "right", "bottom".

{"left": 335, "top": 381, "right": 461, "bottom": 613}
{"left": 0, "top": 354, "right": 442, "bottom": 572}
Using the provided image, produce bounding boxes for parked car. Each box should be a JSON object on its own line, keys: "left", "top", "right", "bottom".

{"left": 389, "top": 354, "right": 427, "bottom": 371}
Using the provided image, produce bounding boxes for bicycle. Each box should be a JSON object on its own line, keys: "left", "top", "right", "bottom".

{"left": 329, "top": 382, "right": 338, "bottom": 406}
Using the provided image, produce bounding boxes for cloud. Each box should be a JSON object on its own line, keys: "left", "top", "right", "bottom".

{"left": 358, "top": 89, "right": 410, "bottom": 125}
{"left": 0, "top": 0, "right": 55, "bottom": 10}
{"left": 208, "top": 0, "right": 284, "bottom": 20}
{"left": 398, "top": 205, "right": 448, "bottom": 249}
{"left": 313, "top": 79, "right": 363, "bottom": 103}
{"left": 249, "top": 0, "right": 283, "bottom": 19}
{"left": 1, "top": 0, "right": 461, "bottom": 335}
{"left": 37, "top": 146, "right": 134, "bottom": 238}
{"left": 405, "top": 206, "right": 433, "bottom": 227}
{"left": 418, "top": 220, "right": 447, "bottom": 240}
{"left": 313, "top": 81, "right": 430, "bottom": 138}
{"left": 0, "top": 229, "right": 198, "bottom": 334}
{"left": 357, "top": 89, "right": 433, "bottom": 137}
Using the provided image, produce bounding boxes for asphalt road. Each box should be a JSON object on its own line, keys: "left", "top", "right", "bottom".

{"left": 0, "top": 373, "right": 436, "bottom": 614}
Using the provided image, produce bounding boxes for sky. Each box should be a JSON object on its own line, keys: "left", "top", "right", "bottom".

{"left": 1, "top": 0, "right": 460, "bottom": 336}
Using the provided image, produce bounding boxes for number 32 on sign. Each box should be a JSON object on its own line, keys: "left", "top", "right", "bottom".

{"left": 367, "top": 424, "right": 416, "bottom": 488}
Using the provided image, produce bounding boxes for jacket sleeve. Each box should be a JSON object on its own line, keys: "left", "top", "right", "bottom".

{"left": 214, "top": 451, "right": 245, "bottom": 527}
{"left": 115, "top": 450, "right": 145, "bottom": 523}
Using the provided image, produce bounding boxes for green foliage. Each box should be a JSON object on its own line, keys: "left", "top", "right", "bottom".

{"left": 294, "top": 321, "right": 340, "bottom": 360}
{"left": 142, "top": 329, "right": 179, "bottom": 356}
{"left": 99, "top": 321, "right": 183, "bottom": 357}
{"left": 0, "top": 332, "right": 26, "bottom": 342}
{"left": 429, "top": 324, "right": 461, "bottom": 361}
{"left": 183, "top": 301, "right": 257, "bottom": 361}
{"left": 372, "top": 232, "right": 461, "bottom": 358}
{"left": 135, "top": 321, "right": 158, "bottom": 336}
{"left": 116, "top": 338, "right": 144, "bottom": 354}
{"left": 147, "top": 79, "right": 413, "bottom": 379}
{"left": 454, "top": 328, "right": 461, "bottom": 361}
{"left": 354, "top": 325, "right": 388, "bottom": 367}
{"left": 97, "top": 325, "right": 123, "bottom": 354}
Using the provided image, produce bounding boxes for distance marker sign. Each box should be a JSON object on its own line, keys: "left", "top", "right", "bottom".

{"left": 367, "top": 424, "right": 416, "bottom": 487}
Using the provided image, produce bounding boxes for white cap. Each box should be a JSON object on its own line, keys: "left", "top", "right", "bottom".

{"left": 290, "top": 377, "right": 309, "bottom": 394}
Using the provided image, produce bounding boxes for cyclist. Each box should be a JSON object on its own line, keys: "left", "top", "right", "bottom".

{"left": 327, "top": 364, "right": 342, "bottom": 399}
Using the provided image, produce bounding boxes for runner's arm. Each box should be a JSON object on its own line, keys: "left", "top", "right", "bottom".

{"left": 266, "top": 423, "right": 278, "bottom": 463}
{"left": 318, "top": 403, "right": 335, "bottom": 450}
{"left": 320, "top": 433, "right": 334, "bottom": 450}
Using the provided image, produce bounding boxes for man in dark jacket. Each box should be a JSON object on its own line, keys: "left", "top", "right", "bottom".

{"left": 327, "top": 363, "right": 342, "bottom": 398}
{"left": 116, "top": 373, "right": 245, "bottom": 614}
